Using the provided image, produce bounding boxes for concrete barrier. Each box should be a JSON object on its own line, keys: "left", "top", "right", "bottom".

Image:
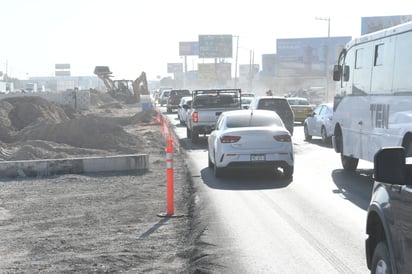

{"left": 0, "top": 154, "right": 149, "bottom": 178}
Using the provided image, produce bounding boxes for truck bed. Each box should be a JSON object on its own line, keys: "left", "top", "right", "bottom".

{"left": 186, "top": 89, "right": 242, "bottom": 142}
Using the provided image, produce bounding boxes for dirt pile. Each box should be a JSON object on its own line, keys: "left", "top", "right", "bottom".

{"left": 0, "top": 97, "right": 70, "bottom": 142}
{"left": 0, "top": 93, "right": 163, "bottom": 161}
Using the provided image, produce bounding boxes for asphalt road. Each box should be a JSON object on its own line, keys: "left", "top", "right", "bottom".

{"left": 166, "top": 110, "right": 373, "bottom": 274}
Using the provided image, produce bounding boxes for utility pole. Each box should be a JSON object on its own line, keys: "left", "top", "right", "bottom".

{"left": 249, "top": 50, "right": 254, "bottom": 91}
{"left": 315, "top": 17, "right": 330, "bottom": 102}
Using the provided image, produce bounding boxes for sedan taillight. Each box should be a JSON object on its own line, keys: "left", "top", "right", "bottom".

{"left": 193, "top": 112, "right": 198, "bottom": 123}
{"left": 274, "top": 134, "right": 291, "bottom": 142}
{"left": 220, "top": 135, "right": 241, "bottom": 143}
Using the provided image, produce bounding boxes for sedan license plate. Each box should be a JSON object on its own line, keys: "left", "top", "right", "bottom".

{"left": 251, "top": 154, "right": 265, "bottom": 161}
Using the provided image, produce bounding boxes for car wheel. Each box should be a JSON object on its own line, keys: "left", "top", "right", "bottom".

{"left": 186, "top": 127, "right": 191, "bottom": 139}
{"left": 304, "top": 124, "right": 312, "bottom": 140}
{"left": 208, "top": 151, "right": 214, "bottom": 168}
{"left": 341, "top": 153, "right": 359, "bottom": 171}
{"left": 283, "top": 165, "right": 294, "bottom": 178}
{"left": 371, "top": 241, "right": 393, "bottom": 274}
{"left": 321, "top": 126, "right": 328, "bottom": 143}
{"left": 213, "top": 153, "right": 223, "bottom": 178}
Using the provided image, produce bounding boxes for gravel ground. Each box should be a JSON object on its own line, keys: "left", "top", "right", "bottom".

{"left": 0, "top": 131, "right": 211, "bottom": 274}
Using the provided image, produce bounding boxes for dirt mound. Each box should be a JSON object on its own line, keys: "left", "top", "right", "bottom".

{"left": 16, "top": 116, "right": 145, "bottom": 152}
{"left": 4, "top": 96, "right": 70, "bottom": 130}
{"left": 4, "top": 140, "right": 113, "bottom": 161}
{"left": 0, "top": 95, "right": 162, "bottom": 161}
{"left": 0, "top": 96, "right": 71, "bottom": 143}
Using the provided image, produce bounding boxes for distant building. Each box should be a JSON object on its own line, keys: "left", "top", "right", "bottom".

{"left": 0, "top": 81, "right": 14, "bottom": 93}
{"left": 25, "top": 76, "right": 104, "bottom": 92}
{"left": 361, "top": 15, "right": 412, "bottom": 35}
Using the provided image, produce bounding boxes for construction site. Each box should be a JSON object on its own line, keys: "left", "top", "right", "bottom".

{"left": 0, "top": 88, "right": 210, "bottom": 273}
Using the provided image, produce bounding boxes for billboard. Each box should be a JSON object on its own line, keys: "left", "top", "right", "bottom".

{"left": 198, "top": 35, "right": 233, "bottom": 58}
{"left": 275, "top": 36, "right": 350, "bottom": 77}
{"left": 179, "top": 41, "right": 199, "bottom": 56}
{"left": 167, "top": 63, "right": 183, "bottom": 74}
{"left": 361, "top": 15, "right": 412, "bottom": 35}
{"left": 55, "top": 63, "right": 70, "bottom": 69}
{"left": 197, "top": 63, "right": 231, "bottom": 81}
{"left": 55, "top": 70, "right": 71, "bottom": 76}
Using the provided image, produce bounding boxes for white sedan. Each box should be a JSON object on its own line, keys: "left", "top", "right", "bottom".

{"left": 208, "top": 109, "right": 294, "bottom": 178}
{"left": 303, "top": 103, "right": 334, "bottom": 143}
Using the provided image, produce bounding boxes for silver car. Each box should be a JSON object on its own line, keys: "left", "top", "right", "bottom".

{"left": 177, "top": 96, "right": 192, "bottom": 125}
{"left": 208, "top": 109, "right": 294, "bottom": 178}
{"left": 303, "top": 103, "right": 334, "bottom": 143}
{"left": 158, "top": 89, "right": 171, "bottom": 106}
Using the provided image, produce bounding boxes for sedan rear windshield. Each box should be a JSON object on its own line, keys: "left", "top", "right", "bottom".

{"left": 257, "top": 99, "right": 289, "bottom": 110}
{"left": 287, "top": 99, "right": 309, "bottom": 105}
{"left": 226, "top": 114, "right": 283, "bottom": 128}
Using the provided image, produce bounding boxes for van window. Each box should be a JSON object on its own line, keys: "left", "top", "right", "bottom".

{"left": 374, "top": 44, "right": 384, "bottom": 66}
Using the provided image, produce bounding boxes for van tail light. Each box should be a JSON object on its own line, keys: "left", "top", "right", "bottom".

{"left": 274, "top": 134, "right": 291, "bottom": 142}
{"left": 220, "top": 135, "right": 241, "bottom": 143}
{"left": 193, "top": 112, "right": 198, "bottom": 123}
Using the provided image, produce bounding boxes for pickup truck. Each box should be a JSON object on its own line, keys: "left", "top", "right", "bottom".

{"left": 186, "top": 89, "right": 242, "bottom": 143}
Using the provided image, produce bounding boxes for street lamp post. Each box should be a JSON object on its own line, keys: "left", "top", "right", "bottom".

{"left": 315, "top": 17, "right": 330, "bottom": 102}
{"left": 233, "top": 35, "right": 239, "bottom": 88}
{"left": 249, "top": 49, "right": 255, "bottom": 91}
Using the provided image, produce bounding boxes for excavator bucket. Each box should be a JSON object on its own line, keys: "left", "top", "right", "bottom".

{"left": 94, "top": 66, "right": 112, "bottom": 76}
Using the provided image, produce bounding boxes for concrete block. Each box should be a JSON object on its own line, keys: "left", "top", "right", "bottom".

{"left": 0, "top": 154, "right": 149, "bottom": 178}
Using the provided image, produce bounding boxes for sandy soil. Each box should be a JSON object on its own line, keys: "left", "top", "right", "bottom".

{"left": 0, "top": 91, "right": 212, "bottom": 273}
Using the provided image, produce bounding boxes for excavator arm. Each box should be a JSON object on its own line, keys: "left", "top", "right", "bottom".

{"left": 132, "top": 72, "right": 148, "bottom": 103}
{"left": 93, "top": 66, "right": 117, "bottom": 93}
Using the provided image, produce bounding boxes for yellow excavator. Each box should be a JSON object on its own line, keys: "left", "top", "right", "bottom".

{"left": 94, "top": 66, "right": 148, "bottom": 103}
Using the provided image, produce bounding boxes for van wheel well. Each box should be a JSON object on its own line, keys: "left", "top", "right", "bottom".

{"left": 334, "top": 125, "right": 342, "bottom": 153}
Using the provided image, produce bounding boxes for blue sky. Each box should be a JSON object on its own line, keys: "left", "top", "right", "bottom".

{"left": 1, "top": 0, "right": 410, "bottom": 80}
